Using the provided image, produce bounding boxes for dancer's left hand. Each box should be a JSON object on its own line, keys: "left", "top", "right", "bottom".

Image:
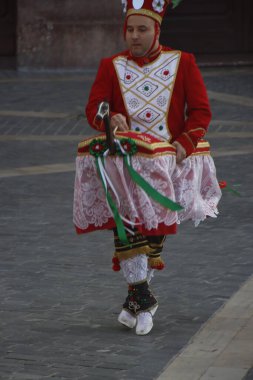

{"left": 172, "top": 141, "right": 186, "bottom": 164}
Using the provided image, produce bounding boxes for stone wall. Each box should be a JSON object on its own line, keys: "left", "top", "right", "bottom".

{"left": 17, "top": 0, "right": 125, "bottom": 69}
{"left": 16, "top": 0, "right": 253, "bottom": 69}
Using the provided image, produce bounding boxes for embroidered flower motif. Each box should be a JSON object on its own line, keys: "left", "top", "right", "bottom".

{"left": 90, "top": 137, "right": 138, "bottom": 157}
{"left": 152, "top": 0, "right": 165, "bottom": 13}
{"left": 89, "top": 139, "right": 108, "bottom": 157}
{"left": 129, "top": 98, "right": 140, "bottom": 109}
{"left": 137, "top": 81, "right": 158, "bottom": 97}
{"left": 121, "top": 0, "right": 127, "bottom": 12}
{"left": 137, "top": 107, "right": 160, "bottom": 123}
{"left": 124, "top": 70, "right": 138, "bottom": 84}
{"left": 157, "top": 95, "right": 167, "bottom": 107}
{"left": 117, "top": 138, "right": 137, "bottom": 156}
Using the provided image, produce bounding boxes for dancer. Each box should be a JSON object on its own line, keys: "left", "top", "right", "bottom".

{"left": 74, "top": 0, "right": 221, "bottom": 335}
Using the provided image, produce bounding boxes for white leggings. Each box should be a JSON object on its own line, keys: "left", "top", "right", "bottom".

{"left": 120, "top": 254, "right": 148, "bottom": 284}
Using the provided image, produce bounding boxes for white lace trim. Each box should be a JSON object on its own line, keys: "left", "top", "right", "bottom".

{"left": 73, "top": 154, "right": 177, "bottom": 231}
{"left": 172, "top": 155, "right": 222, "bottom": 225}
{"left": 73, "top": 154, "right": 222, "bottom": 231}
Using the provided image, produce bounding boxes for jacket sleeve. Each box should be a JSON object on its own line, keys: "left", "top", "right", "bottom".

{"left": 85, "top": 58, "right": 116, "bottom": 131}
{"left": 175, "top": 54, "right": 212, "bottom": 156}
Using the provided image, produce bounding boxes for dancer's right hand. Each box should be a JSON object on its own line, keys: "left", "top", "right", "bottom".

{"left": 111, "top": 113, "right": 129, "bottom": 132}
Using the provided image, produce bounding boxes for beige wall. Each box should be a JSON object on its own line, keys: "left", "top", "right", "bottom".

{"left": 17, "top": 0, "right": 125, "bottom": 69}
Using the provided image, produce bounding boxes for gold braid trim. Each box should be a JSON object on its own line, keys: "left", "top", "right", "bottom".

{"left": 114, "top": 245, "right": 155, "bottom": 260}
{"left": 148, "top": 243, "right": 164, "bottom": 249}
{"left": 127, "top": 9, "right": 162, "bottom": 24}
{"left": 191, "top": 151, "right": 211, "bottom": 157}
{"left": 148, "top": 252, "right": 162, "bottom": 258}
{"left": 78, "top": 134, "right": 175, "bottom": 151}
{"left": 196, "top": 140, "right": 210, "bottom": 148}
{"left": 77, "top": 151, "right": 175, "bottom": 158}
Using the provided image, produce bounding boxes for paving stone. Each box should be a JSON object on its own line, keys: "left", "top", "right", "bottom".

{"left": 244, "top": 368, "right": 253, "bottom": 380}
{"left": 200, "top": 367, "right": 248, "bottom": 380}
{"left": 0, "top": 67, "right": 253, "bottom": 379}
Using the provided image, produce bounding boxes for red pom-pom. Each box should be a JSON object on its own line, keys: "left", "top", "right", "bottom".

{"left": 112, "top": 256, "right": 121, "bottom": 271}
{"left": 154, "top": 262, "right": 165, "bottom": 270}
{"left": 112, "top": 264, "right": 121, "bottom": 271}
{"left": 219, "top": 180, "right": 227, "bottom": 189}
{"left": 149, "top": 258, "right": 165, "bottom": 270}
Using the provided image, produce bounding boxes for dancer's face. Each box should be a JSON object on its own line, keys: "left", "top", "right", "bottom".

{"left": 126, "top": 15, "right": 158, "bottom": 57}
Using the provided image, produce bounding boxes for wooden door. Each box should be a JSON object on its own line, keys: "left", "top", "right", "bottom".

{"left": 161, "top": 0, "right": 253, "bottom": 55}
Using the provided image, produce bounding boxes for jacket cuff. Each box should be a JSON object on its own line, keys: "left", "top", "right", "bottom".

{"left": 176, "top": 133, "right": 196, "bottom": 157}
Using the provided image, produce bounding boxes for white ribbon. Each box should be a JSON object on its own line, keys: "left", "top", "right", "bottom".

{"left": 96, "top": 142, "right": 141, "bottom": 232}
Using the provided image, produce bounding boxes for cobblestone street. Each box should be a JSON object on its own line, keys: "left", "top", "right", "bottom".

{"left": 0, "top": 66, "right": 253, "bottom": 380}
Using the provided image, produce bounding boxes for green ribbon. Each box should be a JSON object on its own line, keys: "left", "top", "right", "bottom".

{"left": 223, "top": 186, "right": 241, "bottom": 197}
{"left": 95, "top": 157, "right": 129, "bottom": 245}
{"left": 123, "top": 156, "right": 183, "bottom": 211}
{"left": 92, "top": 138, "right": 183, "bottom": 245}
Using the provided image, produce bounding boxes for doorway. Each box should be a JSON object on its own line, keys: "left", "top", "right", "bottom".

{"left": 0, "top": 0, "right": 17, "bottom": 68}
{"left": 161, "top": 0, "right": 253, "bottom": 64}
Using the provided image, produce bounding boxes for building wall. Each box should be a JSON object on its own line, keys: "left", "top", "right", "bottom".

{"left": 17, "top": 0, "right": 125, "bottom": 69}
{"left": 16, "top": 0, "right": 253, "bottom": 69}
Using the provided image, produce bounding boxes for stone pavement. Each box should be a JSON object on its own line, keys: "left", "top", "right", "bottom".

{"left": 0, "top": 66, "right": 253, "bottom": 380}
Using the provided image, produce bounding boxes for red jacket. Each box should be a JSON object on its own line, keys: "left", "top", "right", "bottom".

{"left": 86, "top": 46, "right": 211, "bottom": 157}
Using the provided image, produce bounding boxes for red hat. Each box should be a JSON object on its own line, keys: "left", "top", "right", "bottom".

{"left": 122, "top": 0, "right": 182, "bottom": 25}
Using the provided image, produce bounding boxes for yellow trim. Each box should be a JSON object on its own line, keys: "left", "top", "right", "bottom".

{"left": 127, "top": 9, "right": 162, "bottom": 24}
{"left": 112, "top": 56, "right": 133, "bottom": 130}
{"left": 114, "top": 245, "right": 155, "bottom": 260}
{"left": 115, "top": 239, "right": 149, "bottom": 250}
{"left": 191, "top": 151, "right": 211, "bottom": 156}
{"left": 196, "top": 140, "right": 210, "bottom": 149}
{"left": 78, "top": 133, "right": 176, "bottom": 151}
{"left": 148, "top": 243, "right": 164, "bottom": 249}
{"left": 164, "top": 51, "right": 181, "bottom": 141}
{"left": 77, "top": 150, "right": 176, "bottom": 158}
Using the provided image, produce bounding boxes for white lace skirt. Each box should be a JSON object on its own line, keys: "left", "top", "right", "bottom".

{"left": 73, "top": 154, "right": 178, "bottom": 235}
{"left": 172, "top": 154, "right": 222, "bottom": 226}
{"left": 73, "top": 145, "right": 222, "bottom": 234}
